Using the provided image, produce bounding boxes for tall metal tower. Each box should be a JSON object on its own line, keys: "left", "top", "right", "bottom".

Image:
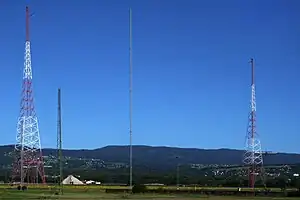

{"left": 11, "top": 6, "right": 46, "bottom": 185}
{"left": 242, "top": 58, "right": 265, "bottom": 188}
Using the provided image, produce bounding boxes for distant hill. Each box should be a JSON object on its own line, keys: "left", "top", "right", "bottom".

{"left": 0, "top": 145, "right": 300, "bottom": 169}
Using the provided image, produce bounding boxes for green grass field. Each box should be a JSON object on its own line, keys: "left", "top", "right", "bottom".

{"left": 0, "top": 189, "right": 298, "bottom": 200}
{"left": 0, "top": 184, "right": 297, "bottom": 192}
{"left": 0, "top": 187, "right": 299, "bottom": 200}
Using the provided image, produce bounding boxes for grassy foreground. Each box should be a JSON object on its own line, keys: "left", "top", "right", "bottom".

{"left": 0, "top": 188, "right": 298, "bottom": 200}
{"left": 0, "top": 184, "right": 297, "bottom": 192}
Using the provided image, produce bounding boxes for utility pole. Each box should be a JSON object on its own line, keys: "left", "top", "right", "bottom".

{"left": 176, "top": 156, "right": 180, "bottom": 189}
{"left": 57, "top": 88, "right": 63, "bottom": 194}
{"left": 129, "top": 7, "right": 133, "bottom": 189}
{"left": 176, "top": 163, "right": 180, "bottom": 189}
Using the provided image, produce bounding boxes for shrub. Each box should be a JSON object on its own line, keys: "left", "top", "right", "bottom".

{"left": 22, "top": 186, "right": 27, "bottom": 191}
{"left": 132, "top": 184, "right": 147, "bottom": 193}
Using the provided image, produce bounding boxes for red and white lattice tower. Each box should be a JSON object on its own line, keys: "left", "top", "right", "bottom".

{"left": 11, "top": 6, "right": 46, "bottom": 185}
{"left": 242, "top": 58, "right": 265, "bottom": 188}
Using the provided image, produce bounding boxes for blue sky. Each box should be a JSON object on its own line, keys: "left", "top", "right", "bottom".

{"left": 1, "top": 0, "right": 299, "bottom": 152}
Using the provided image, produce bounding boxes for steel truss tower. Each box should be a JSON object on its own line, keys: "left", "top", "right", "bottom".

{"left": 243, "top": 58, "right": 265, "bottom": 188}
{"left": 11, "top": 6, "right": 46, "bottom": 185}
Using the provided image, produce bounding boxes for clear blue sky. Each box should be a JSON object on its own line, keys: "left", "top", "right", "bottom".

{"left": 1, "top": 0, "right": 299, "bottom": 153}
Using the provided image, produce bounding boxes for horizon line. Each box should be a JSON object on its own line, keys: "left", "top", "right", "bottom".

{"left": 0, "top": 143, "right": 298, "bottom": 154}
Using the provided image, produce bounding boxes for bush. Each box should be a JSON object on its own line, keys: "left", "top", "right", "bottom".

{"left": 296, "top": 179, "right": 300, "bottom": 192}
{"left": 132, "top": 184, "right": 147, "bottom": 193}
{"left": 287, "top": 191, "right": 300, "bottom": 197}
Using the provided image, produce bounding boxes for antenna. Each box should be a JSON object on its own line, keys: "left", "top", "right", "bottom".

{"left": 250, "top": 58, "right": 254, "bottom": 86}
{"left": 26, "top": 6, "right": 30, "bottom": 41}
{"left": 129, "top": 8, "right": 133, "bottom": 189}
{"left": 242, "top": 58, "right": 265, "bottom": 189}
{"left": 11, "top": 5, "right": 46, "bottom": 185}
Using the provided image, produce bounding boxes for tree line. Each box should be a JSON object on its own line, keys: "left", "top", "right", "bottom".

{"left": 1, "top": 168, "right": 299, "bottom": 189}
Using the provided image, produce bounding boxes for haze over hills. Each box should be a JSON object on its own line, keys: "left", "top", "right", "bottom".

{"left": 1, "top": 145, "right": 300, "bottom": 169}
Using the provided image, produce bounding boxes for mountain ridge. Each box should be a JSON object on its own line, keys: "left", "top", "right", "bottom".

{"left": 2, "top": 144, "right": 298, "bottom": 154}
{"left": 1, "top": 144, "right": 300, "bottom": 169}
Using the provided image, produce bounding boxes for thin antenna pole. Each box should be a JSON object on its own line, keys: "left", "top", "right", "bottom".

{"left": 250, "top": 58, "right": 254, "bottom": 139}
{"left": 57, "top": 88, "right": 63, "bottom": 194}
{"left": 26, "top": 6, "right": 30, "bottom": 41}
{"left": 250, "top": 58, "right": 255, "bottom": 188}
{"left": 129, "top": 8, "right": 133, "bottom": 188}
{"left": 251, "top": 58, "right": 254, "bottom": 86}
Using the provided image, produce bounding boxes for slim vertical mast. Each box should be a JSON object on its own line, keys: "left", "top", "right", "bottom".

{"left": 250, "top": 58, "right": 255, "bottom": 188}
{"left": 57, "top": 88, "right": 63, "bottom": 194}
{"left": 26, "top": 6, "right": 30, "bottom": 42}
{"left": 129, "top": 8, "right": 133, "bottom": 188}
